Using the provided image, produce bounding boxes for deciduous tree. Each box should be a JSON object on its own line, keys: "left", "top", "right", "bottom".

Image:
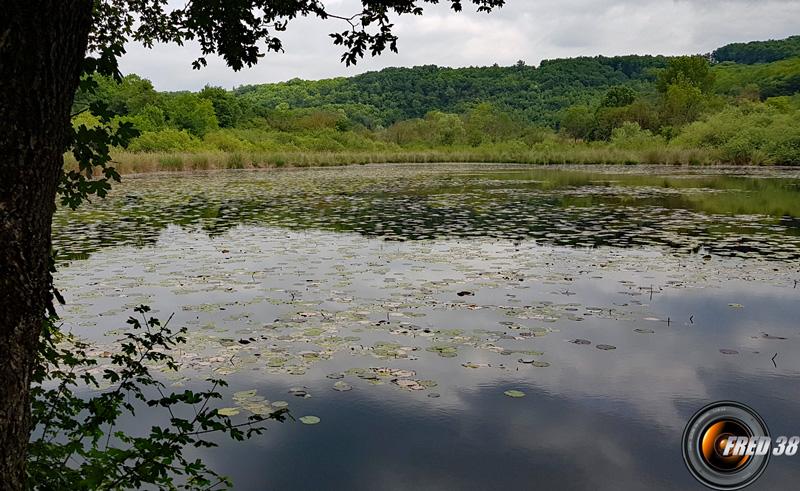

{"left": 0, "top": 1, "right": 506, "bottom": 487}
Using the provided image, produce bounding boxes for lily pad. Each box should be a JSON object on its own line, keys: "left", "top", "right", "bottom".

{"left": 426, "top": 344, "right": 458, "bottom": 358}
{"left": 333, "top": 381, "right": 353, "bottom": 392}
{"left": 299, "top": 415, "right": 320, "bottom": 425}
{"left": 233, "top": 389, "right": 257, "bottom": 400}
{"left": 504, "top": 389, "right": 526, "bottom": 398}
{"left": 217, "top": 407, "right": 240, "bottom": 417}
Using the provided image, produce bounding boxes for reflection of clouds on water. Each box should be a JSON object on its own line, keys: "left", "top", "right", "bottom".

{"left": 52, "top": 165, "right": 800, "bottom": 262}
{"left": 52, "top": 166, "right": 800, "bottom": 489}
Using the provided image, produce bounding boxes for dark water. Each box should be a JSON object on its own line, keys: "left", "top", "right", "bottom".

{"left": 52, "top": 164, "right": 800, "bottom": 490}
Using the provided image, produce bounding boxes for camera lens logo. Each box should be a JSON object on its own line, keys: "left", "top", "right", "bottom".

{"left": 683, "top": 401, "right": 771, "bottom": 490}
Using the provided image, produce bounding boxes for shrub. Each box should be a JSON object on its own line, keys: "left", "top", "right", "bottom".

{"left": 610, "top": 122, "right": 665, "bottom": 150}
{"left": 128, "top": 129, "right": 201, "bottom": 152}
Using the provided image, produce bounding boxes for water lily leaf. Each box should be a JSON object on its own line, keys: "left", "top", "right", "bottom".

{"left": 299, "top": 415, "right": 320, "bottom": 425}
{"left": 426, "top": 344, "right": 458, "bottom": 357}
{"left": 596, "top": 344, "right": 617, "bottom": 350}
{"left": 217, "top": 407, "right": 240, "bottom": 417}
{"left": 393, "top": 378, "right": 424, "bottom": 390}
{"left": 504, "top": 390, "right": 526, "bottom": 398}
{"left": 333, "top": 381, "right": 352, "bottom": 392}
{"left": 233, "top": 389, "right": 257, "bottom": 400}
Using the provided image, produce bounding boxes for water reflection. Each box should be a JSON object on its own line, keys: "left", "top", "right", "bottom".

{"left": 53, "top": 164, "right": 800, "bottom": 261}
{"left": 52, "top": 164, "right": 800, "bottom": 489}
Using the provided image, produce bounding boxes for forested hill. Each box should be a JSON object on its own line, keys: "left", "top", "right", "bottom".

{"left": 230, "top": 34, "right": 800, "bottom": 127}
{"left": 76, "top": 34, "right": 800, "bottom": 166}
{"left": 234, "top": 55, "right": 669, "bottom": 127}
{"left": 713, "top": 36, "right": 800, "bottom": 64}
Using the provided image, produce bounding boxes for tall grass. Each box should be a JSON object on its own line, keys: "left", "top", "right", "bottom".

{"left": 63, "top": 145, "right": 727, "bottom": 176}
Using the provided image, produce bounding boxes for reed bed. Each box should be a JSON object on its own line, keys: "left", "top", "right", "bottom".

{"left": 63, "top": 147, "right": 727, "bottom": 175}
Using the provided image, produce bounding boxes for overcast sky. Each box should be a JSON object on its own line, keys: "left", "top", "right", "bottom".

{"left": 120, "top": 0, "right": 800, "bottom": 91}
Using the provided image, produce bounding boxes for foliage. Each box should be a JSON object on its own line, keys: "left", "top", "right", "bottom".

{"left": 600, "top": 86, "right": 637, "bottom": 108}
{"left": 164, "top": 94, "right": 219, "bottom": 137}
{"left": 713, "top": 57, "right": 800, "bottom": 99}
{"left": 656, "top": 56, "right": 715, "bottom": 93}
{"left": 660, "top": 80, "right": 707, "bottom": 127}
{"left": 28, "top": 306, "right": 287, "bottom": 489}
{"left": 610, "top": 122, "right": 665, "bottom": 150}
{"left": 713, "top": 35, "right": 800, "bottom": 64}
{"left": 671, "top": 103, "right": 800, "bottom": 165}
{"left": 128, "top": 129, "right": 202, "bottom": 153}
{"left": 199, "top": 86, "right": 243, "bottom": 128}
{"left": 234, "top": 56, "right": 664, "bottom": 127}
{"left": 560, "top": 105, "right": 596, "bottom": 140}
{"left": 68, "top": 34, "right": 800, "bottom": 168}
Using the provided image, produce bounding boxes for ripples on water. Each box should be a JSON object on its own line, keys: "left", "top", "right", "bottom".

{"left": 52, "top": 164, "right": 800, "bottom": 490}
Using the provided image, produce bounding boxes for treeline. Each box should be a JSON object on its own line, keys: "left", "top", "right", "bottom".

{"left": 233, "top": 56, "right": 667, "bottom": 127}
{"left": 71, "top": 35, "right": 800, "bottom": 167}
{"left": 713, "top": 36, "right": 800, "bottom": 65}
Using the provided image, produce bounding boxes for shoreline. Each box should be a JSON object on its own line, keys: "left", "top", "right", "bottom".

{"left": 65, "top": 148, "right": 797, "bottom": 177}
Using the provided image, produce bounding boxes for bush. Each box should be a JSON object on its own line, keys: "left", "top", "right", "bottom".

{"left": 128, "top": 129, "right": 202, "bottom": 152}
{"left": 204, "top": 130, "right": 253, "bottom": 152}
{"left": 672, "top": 104, "right": 800, "bottom": 164}
{"left": 610, "top": 122, "right": 665, "bottom": 150}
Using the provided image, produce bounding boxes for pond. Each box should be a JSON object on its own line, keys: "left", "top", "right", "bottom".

{"left": 52, "top": 164, "right": 800, "bottom": 490}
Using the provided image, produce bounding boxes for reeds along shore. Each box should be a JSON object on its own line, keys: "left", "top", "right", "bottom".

{"left": 65, "top": 146, "right": 732, "bottom": 175}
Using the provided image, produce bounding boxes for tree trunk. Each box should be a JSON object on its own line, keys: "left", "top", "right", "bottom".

{"left": 0, "top": 1, "right": 92, "bottom": 487}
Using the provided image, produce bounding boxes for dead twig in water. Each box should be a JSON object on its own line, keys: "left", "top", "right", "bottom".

{"left": 689, "top": 314, "right": 694, "bottom": 324}
{"left": 772, "top": 352, "right": 778, "bottom": 368}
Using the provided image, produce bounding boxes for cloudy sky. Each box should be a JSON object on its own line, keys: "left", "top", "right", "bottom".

{"left": 120, "top": 0, "right": 800, "bottom": 91}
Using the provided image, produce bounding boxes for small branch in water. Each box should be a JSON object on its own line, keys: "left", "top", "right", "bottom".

{"left": 667, "top": 317, "right": 671, "bottom": 326}
{"left": 689, "top": 314, "right": 694, "bottom": 324}
{"left": 772, "top": 352, "right": 778, "bottom": 368}
{"left": 649, "top": 285, "right": 653, "bottom": 301}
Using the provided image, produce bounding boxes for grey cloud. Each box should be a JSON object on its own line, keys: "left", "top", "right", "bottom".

{"left": 119, "top": 0, "right": 800, "bottom": 90}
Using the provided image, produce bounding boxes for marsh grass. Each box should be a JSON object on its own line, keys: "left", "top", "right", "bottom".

{"left": 63, "top": 145, "right": 730, "bottom": 175}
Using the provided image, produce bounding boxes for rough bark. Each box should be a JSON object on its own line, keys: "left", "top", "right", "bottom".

{"left": 0, "top": 1, "right": 92, "bottom": 487}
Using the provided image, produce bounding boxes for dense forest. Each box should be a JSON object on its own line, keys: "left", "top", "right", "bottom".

{"left": 71, "top": 35, "right": 800, "bottom": 169}
{"left": 712, "top": 35, "right": 800, "bottom": 64}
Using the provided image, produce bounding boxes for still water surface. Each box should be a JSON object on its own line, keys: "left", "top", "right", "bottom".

{"left": 52, "top": 164, "right": 800, "bottom": 490}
